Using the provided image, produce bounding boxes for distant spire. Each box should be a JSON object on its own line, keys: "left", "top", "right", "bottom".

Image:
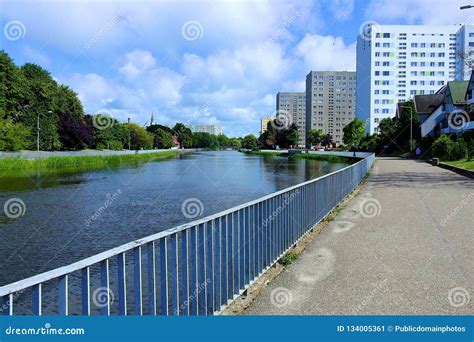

{"left": 150, "top": 112, "right": 154, "bottom": 125}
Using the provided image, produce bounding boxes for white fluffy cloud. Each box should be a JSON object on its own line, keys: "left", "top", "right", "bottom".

{"left": 296, "top": 34, "right": 356, "bottom": 71}
{"left": 366, "top": 0, "right": 473, "bottom": 24}
{"left": 3, "top": 0, "right": 362, "bottom": 136}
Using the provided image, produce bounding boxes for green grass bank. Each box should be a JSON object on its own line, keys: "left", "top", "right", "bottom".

{"left": 243, "top": 150, "right": 358, "bottom": 164}
{"left": 0, "top": 150, "right": 183, "bottom": 174}
{"left": 444, "top": 159, "right": 474, "bottom": 171}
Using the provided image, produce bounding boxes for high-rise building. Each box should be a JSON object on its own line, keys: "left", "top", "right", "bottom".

{"left": 356, "top": 24, "right": 474, "bottom": 135}
{"left": 276, "top": 92, "right": 306, "bottom": 147}
{"left": 193, "top": 124, "right": 223, "bottom": 136}
{"left": 305, "top": 71, "right": 356, "bottom": 145}
{"left": 260, "top": 117, "right": 274, "bottom": 134}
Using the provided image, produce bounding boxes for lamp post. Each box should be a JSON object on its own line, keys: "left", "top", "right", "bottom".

{"left": 400, "top": 106, "right": 414, "bottom": 151}
{"left": 37, "top": 110, "right": 52, "bottom": 152}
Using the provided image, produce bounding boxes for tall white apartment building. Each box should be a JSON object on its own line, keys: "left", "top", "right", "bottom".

{"left": 356, "top": 24, "right": 474, "bottom": 135}
{"left": 193, "top": 124, "right": 223, "bottom": 136}
{"left": 276, "top": 92, "right": 306, "bottom": 147}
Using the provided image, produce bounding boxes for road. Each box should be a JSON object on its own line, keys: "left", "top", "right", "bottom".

{"left": 244, "top": 158, "right": 474, "bottom": 315}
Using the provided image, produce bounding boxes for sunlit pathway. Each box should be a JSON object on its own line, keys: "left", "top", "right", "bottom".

{"left": 244, "top": 158, "right": 474, "bottom": 315}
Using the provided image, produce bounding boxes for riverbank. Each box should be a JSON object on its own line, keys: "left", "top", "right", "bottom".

{"left": 0, "top": 149, "right": 185, "bottom": 173}
{"left": 242, "top": 150, "right": 358, "bottom": 164}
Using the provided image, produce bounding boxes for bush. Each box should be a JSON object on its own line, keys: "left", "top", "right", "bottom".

{"left": 96, "top": 140, "right": 123, "bottom": 150}
{"left": 431, "top": 135, "right": 467, "bottom": 161}
{"left": 0, "top": 120, "right": 32, "bottom": 151}
{"left": 465, "top": 139, "right": 474, "bottom": 160}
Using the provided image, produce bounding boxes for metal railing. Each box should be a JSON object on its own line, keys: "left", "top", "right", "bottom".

{"left": 0, "top": 154, "right": 374, "bottom": 315}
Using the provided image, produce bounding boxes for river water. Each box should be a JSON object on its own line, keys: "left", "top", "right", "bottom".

{"left": 0, "top": 151, "right": 349, "bottom": 287}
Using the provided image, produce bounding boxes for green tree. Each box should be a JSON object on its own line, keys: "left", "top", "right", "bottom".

{"left": 153, "top": 128, "right": 175, "bottom": 149}
{"left": 0, "top": 51, "right": 30, "bottom": 120}
{"left": 20, "top": 63, "right": 62, "bottom": 150}
{"left": 307, "top": 129, "right": 323, "bottom": 146}
{"left": 432, "top": 135, "right": 467, "bottom": 161}
{"left": 124, "top": 123, "right": 153, "bottom": 150}
{"left": 258, "top": 121, "right": 278, "bottom": 149}
{"left": 172, "top": 123, "right": 192, "bottom": 148}
{"left": 241, "top": 134, "right": 258, "bottom": 150}
{"left": 0, "top": 119, "right": 32, "bottom": 151}
{"left": 343, "top": 118, "right": 366, "bottom": 148}
{"left": 322, "top": 133, "right": 333, "bottom": 147}
{"left": 147, "top": 124, "right": 173, "bottom": 135}
{"left": 217, "top": 134, "right": 230, "bottom": 147}
{"left": 192, "top": 132, "right": 219, "bottom": 149}
{"left": 229, "top": 138, "right": 241, "bottom": 148}
{"left": 360, "top": 134, "right": 380, "bottom": 152}
{"left": 55, "top": 85, "right": 84, "bottom": 118}
{"left": 86, "top": 115, "right": 125, "bottom": 150}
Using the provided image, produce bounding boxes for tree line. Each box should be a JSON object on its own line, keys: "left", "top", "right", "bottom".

{"left": 0, "top": 50, "right": 242, "bottom": 151}
{"left": 341, "top": 101, "right": 474, "bottom": 161}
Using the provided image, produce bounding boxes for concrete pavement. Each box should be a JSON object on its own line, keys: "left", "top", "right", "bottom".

{"left": 244, "top": 158, "right": 474, "bottom": 315}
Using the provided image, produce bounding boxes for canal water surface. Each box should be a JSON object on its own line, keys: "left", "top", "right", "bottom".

{"left": 0, "top": 151, "right": 349, "bottom": 290}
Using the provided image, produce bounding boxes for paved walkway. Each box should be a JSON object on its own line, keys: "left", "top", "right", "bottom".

{"left": 244, "top": 158, "right": 474, "bottom": 315}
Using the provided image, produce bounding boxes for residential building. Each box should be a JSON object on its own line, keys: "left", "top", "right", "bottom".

{"left": 419, "top": 77, "right": 474, "bottom": 137}
{"left": 193, "top": 124, "right": 223, "bottom": 136}
{"left": 412, "top": 93, "right": 445, "bottom": 124}
{"left": 356, "top": 24, "right": 474, "bottom": 135}
{"left": 305, "top": 71, "right": 356, "bottom": 145}
{"left": 276, "top": 92, "right": 306, "bottom": 147}
{"left": 260, "top": 117, "right": 274, "bottom": 134}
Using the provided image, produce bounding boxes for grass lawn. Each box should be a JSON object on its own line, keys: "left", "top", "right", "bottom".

{"left": 444, "top": 159, "right": 474, "bottom": 171}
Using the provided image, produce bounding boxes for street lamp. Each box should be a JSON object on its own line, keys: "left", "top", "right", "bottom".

{"left": 37, "top": 110, "right": 52, "bottom": 152}
{"left": 400, "top": 106, "right": 414, "bottom": 151}
{"left": 460, "top": 5, "right": 474, "bottom": 9}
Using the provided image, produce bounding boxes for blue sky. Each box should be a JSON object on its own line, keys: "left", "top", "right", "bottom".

{"left": 1, "top": 0, "right": 473, "bottom": 137}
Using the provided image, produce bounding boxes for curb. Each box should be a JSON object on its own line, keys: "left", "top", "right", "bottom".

{"left": 437, "top": 162, "right": 474, "bottom": 179}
